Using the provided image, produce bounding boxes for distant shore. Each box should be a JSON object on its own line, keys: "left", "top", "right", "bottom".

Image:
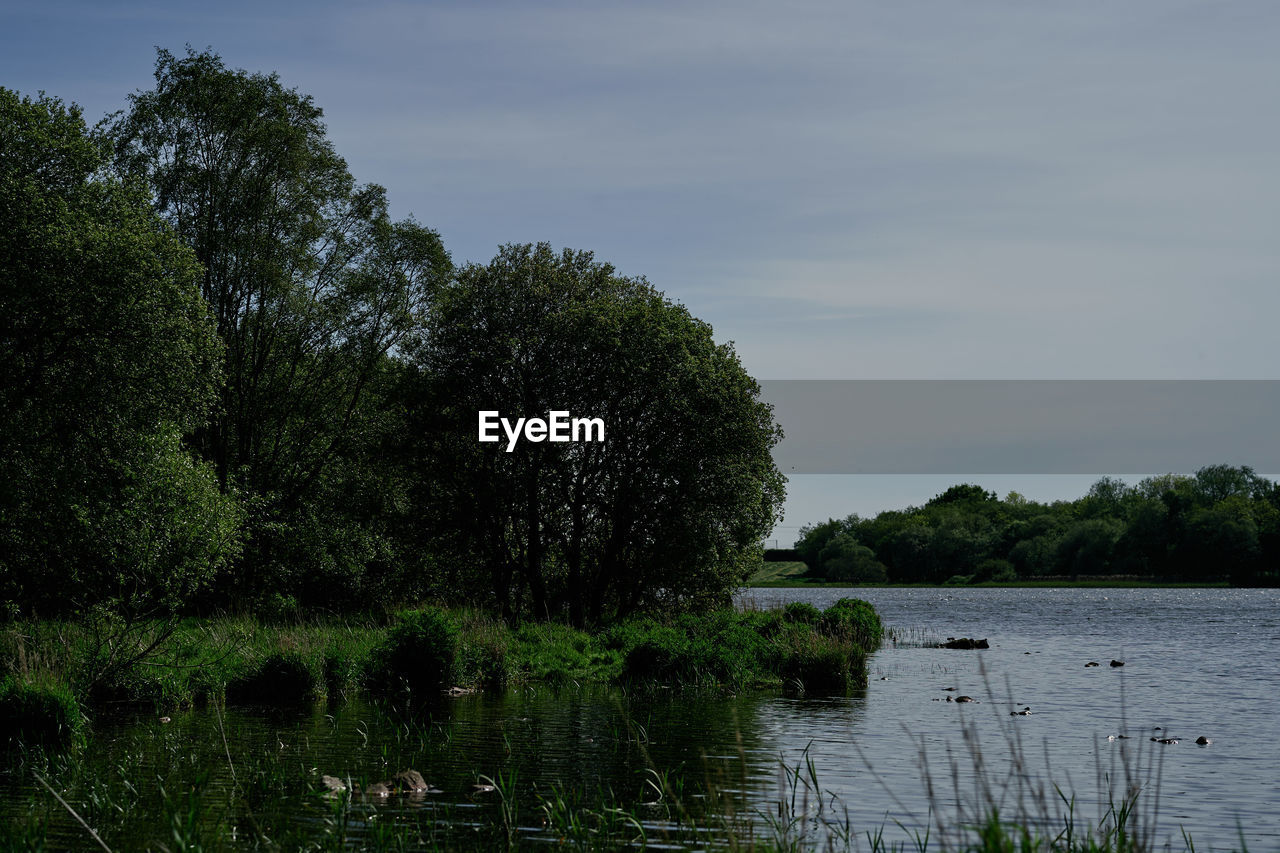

{"left": 747, "top": 561, "right": 1233, "bottom": 588}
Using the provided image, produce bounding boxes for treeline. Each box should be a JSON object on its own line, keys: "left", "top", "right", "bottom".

{"left": 0, "top": 49, "right": 784, "bottom": 628}
{"left": 794, "top": 468, "right": 1280, "bottom": 586}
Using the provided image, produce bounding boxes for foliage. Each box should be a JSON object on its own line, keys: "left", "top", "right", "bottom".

{"left": 413, "top": 242, "right": 785, "bottom": 625}
{"left": 0, "top": 87, "right": 239, "bottom": 620}
{"left": 782, "top": 602, "right": 822, "bottom": 624}
{"left": 793, "top": 468, "right": 1280, "bottom": 586}
{"left": 0, "top": 676, "right": 84, "bottom": 750}
{"left": 817, "top": 598, "right": 883, "bottom": 653}
{"left": 368, "top": 608, "right": 459, "bottom": 695}
{"left": 225, "top": 652, "right": 321, "bottom": 705}
{"left": 778, "top": 632, "right": 863, "bottom": 693}
{"left": 109, "top": 48, "right": 451, "bottom": 609}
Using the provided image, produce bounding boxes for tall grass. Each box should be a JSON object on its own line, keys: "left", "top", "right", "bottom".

{"left": 0, "top": 599, "right": 883, "bottom": 745}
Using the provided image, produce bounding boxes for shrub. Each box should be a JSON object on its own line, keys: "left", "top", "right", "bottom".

{"left": 0, "top": 677, "right": 85, "bottom": 749}
{"left": 620, "top": 611, "right": 779, "bottom": 687}
{"left": 621, "top": 625, "right": 690, "bottom": 683}
{"left": 782, "top": 602, "right": 821, "bottom": 625}
{"left": 226, "top": 652, "right": 320, "bottom": 705}
{"left": 818, "top": 598, "right": 883, "bottom": 653}
{"left": 367, "top": 607, "right": 457, "bottom": 695}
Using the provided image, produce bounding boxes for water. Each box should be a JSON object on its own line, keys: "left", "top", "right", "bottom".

{"left": 4, "top": 588, "right": 1277, "bottom": 850}
{"left": 739, "top": 587, "right": 1280, "bottom": 850}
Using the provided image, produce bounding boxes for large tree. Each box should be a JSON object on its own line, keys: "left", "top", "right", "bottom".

{"left": 110, "top": 49, "right": 451, "bottom": 606}
{"left": 0, "top": 88, "right": 240, "bottom": 622}
{"left": 412, "top": 243, "right": 785, "bottom": 625}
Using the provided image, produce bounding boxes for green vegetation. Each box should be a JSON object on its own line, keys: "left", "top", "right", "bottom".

{"left": 748, "top": 561, "right": 811, "bottom": 585}
{"left": 791, "top": 471, "right": 1280, "bottom": 586}
{"left": 0, "top": 678, "right": 84, "bottom": 750}
{"left": 3, "top": 48, "right": 783, "bottom": 638}
{"left": 410, "top": 242, "right": 784, "bottom": 626}
{"left": 0, "top": 600, "right": 882, "bottom": 745}
{"left": 0, "top": 700, "right": 1232, "bottom": 852}
{"left": 367, "top": 607, "right": 459, "bottom": 696}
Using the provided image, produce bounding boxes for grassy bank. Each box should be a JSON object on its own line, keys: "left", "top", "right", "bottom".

{"left": 0, "top": 600, "right": 883, "bottom": 738}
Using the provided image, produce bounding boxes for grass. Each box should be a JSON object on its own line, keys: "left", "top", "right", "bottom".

{"left": 1, "top": 612, "right": 1251, "bottom": 851}
{"left": 0, "top": 699, "right": 1239, "bottom": 852}
{"left": 748, "top": 560, "right": 814, "bottom": 585}
{"left": 0, "top": 599, "right": 885, "bottom": 746}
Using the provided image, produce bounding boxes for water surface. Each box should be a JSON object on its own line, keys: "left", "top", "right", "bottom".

{"left": 4, "top": 588, "right": 1275, "bottom": 850}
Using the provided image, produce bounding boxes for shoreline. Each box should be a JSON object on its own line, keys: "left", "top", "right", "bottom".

{"left": 747, "top": 579, "right": 1235, "bottom": 589}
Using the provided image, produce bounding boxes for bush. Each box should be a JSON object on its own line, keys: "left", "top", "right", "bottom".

{"left": 226, "top": 652, "right": 320, "bottom": 706}
{"left": 368, "top": 608, "right": 458, "bottom": 695}
{"left": 621, "top": 625, "right": 690, "bottom": 683}
{"left": 818, "top": 598, "right": 883, "bottom": 653}
{"left": 782, "top": 602, "right": 821, "bottom": 625}
{"left": 619, "top": 611, "right": 785, "bottom": 687}
{"left": 0, "top": 677, "right": 84, "bottom": 749}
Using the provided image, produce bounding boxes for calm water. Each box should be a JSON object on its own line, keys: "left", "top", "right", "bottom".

{"left": 739, "top": 587, "right": 1280, "bottom": 851}
{"left": 5, "top": 588, "right": 1277, "bottom": 850}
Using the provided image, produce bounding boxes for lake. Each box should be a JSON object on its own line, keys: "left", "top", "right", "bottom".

{"left": 4, "top": 588, "right": 1276, "bottom": 850}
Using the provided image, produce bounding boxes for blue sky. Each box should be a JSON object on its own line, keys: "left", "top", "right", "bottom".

{"left": 5, "top": 1, "right": 1278, "bottom": 538}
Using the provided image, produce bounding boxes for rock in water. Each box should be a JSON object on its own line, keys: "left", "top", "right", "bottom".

{"left": 393, "top": 770, "right": 429, "bottom": 792}
{"left": 939, "top": 638, "right": 989, "bottom": 650}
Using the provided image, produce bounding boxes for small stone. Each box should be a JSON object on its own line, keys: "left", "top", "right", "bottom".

{"left": 321, "top": 775, "right": 347, "bottom": 793}
{"left": 393, "top": 770, "right": 428, "bottom": 792}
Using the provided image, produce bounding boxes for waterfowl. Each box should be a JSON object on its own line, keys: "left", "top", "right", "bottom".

{"left": 1196, "top": 736, "right": 1212, "bottom": 745}
{"left": 1085, "top": 662, "right": 1100, "bottom": 667}
{"left": 1110, "top": 660, "right": 1125, "bottom": 667}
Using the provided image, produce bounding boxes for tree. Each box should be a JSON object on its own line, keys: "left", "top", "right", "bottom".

{"left": 412, "top": 243, "right": 785, "bottom": 625}
{"left": 794, "top": 517, "right": 851, "bottom": 571}
{"left": 110, "top": 49, "right": 451, "bottom": 606}
{"left": 0, "top": 88, "right": 240, "bottom": 623}
{"left": 817, "top": 534, "right": 887, "bottom": 583}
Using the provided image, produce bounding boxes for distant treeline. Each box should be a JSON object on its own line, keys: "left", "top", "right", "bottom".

{"left": 1, "top": 49, "right": 783, "bottom": 629}
{"left": 795, "top": 468, "right": 1280, "bottom": 586}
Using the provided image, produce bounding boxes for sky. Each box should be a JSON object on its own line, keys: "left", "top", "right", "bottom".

{"left": 5, "top": 1, "right": 1278, "bottom": 540}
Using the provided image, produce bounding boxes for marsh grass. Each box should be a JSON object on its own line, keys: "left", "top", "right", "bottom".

{"left": 0, "top": 690, "right": 1243, "bottom": 853}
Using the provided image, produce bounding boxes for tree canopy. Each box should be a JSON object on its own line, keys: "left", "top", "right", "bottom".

{"left": 412, "top": 243, "right": 786, "bottom": 624}
{"left": 792, "top": 468, "right": 1280, "bottom": 586}
{"left": 0, "top": 87, "right": 240, "bottom": 618}
{"left": 109, "top": 48, "right": 452, "bottom": 608}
